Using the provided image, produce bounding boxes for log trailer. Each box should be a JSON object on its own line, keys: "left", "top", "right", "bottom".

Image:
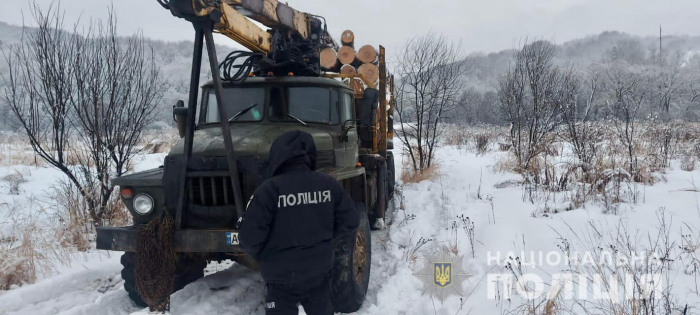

{"left": 95, "top": 0, "right": 395, "bottom": 312}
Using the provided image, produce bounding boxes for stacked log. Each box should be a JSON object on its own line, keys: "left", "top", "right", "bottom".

{"left": 358, "top": 63, "right": 379, "bottom": 84}
{"left": 321, "top": 30, "right": 380, "bottom": 93}
{"left": 341, "top": 30, "right": 355, "bottom": 48}
{"left": 357, "top": 45, "right": 378, "bottom": 64}
{"left": 320, "top": 47, "right": 340, "bottom": 71}
{"left": 340, "top": 64, "right": 356, "bottom": 74}
{"left": 337, "top": 46, "right": 359, "bottom": 65}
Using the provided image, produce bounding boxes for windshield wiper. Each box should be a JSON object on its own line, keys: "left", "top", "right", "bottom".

{"left": 286, "top": 114, "right": 308, "bottom": 126}
{"left": 228, "top": 103, "right": 258, "bottom": 122}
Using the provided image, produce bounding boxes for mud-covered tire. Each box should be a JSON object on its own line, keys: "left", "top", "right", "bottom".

{"left": 121, "top": 252, "right": 207, "bottom": 307}
{"left": 387, "top": 152, "right": 396, "bottom": 198}
{"left": 332, "top": 203, "right": 371, "bottom": 313}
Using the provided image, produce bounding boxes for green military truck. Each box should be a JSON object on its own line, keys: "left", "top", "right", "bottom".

{"left": 95, "top": 1, "right": 396, "bottom": 311}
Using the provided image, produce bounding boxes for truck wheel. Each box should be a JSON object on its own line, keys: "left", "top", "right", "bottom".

{"left": 387, "top": 152, "right": 396, "bottom": 198}
{"left": 121, "top": 252, "right": 207, "bottom": 307}
{"left": 332, "top": 203, "right": 371, "bottom": 313}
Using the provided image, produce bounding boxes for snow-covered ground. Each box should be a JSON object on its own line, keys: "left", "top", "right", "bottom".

{"left": 1, "top": 141, "right": 700, "bottom": 314}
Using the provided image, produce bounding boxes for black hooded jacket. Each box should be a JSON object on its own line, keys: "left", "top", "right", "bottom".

{"left": 239, "top": 130, "right": 360, "bottom": 283}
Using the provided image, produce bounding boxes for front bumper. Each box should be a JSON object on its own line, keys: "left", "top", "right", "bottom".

{"left": 96, "top": 226, "right": 243, "bottom": 253}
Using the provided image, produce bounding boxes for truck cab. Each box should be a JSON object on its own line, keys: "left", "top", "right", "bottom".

{"left": 96, "top": 76, "right": 389, "bottom": 312}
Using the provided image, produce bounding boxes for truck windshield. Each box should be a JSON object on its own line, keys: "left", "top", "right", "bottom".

{"left": 269, "top": 87, "right": 339, "bottom": 125}
{"left": 203, "top": 87, "right": 265, "bottom": 123}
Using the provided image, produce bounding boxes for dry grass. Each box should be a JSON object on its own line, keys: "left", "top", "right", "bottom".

{"left": 443, "top": 124, "right": 508, "bottom": 153}
{"left": 474, "top": 121, "right": 700, "bottom": 208}
{"left": 0, "top": 232, "right": 39, "bottom": 290}
{"left": 493, "top": 154, "right": 519, "bottom": 174}
{"left": 0, "top": 199, "right": 74, "bottom": 290}
{"left": 400, "top": 162, "right": 440, "bottom": 184}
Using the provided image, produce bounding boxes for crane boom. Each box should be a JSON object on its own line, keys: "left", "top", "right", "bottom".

{"left": 162, "top": 0, "right": 333, "bottom": 59}
{"left": 225, "top": 0, "right": 310, "bottom": 39}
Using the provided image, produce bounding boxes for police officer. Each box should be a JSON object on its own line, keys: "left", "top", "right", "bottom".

{"left": 239, "top": 130, "right": 360, "bottom": 315}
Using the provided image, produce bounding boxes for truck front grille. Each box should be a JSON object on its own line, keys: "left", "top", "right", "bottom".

{"left": 188, "top": 176, "right": 235, "bottom": 207}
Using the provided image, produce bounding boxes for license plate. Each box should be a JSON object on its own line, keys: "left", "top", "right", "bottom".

{"left": 226, "top": 232, "right": 239, "bottom": 246}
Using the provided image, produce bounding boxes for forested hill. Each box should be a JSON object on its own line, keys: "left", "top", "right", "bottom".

{"left": 1, "top": 20, "right": 700, "bottom": 128}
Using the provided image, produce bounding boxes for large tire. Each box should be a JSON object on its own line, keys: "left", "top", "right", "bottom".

{"left": 332, "top": 203, "right": 371, "bottom": 313}
{"left": 121, "top": 252, "right": 207, "bottom": 307}
{"left": 387, "top": 152, "right": 396, "bottom": 198}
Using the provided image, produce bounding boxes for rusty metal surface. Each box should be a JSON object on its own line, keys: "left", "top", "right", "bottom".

{"left": 388, "top": 74, "right": 395, "bottom": 140}
{"left": 377, "top": 46, "right": 387, "bottom": 157}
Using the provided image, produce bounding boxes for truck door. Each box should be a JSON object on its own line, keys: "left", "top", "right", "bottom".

{"left": 342, "top": 92, "right": 359, "bottom": 164}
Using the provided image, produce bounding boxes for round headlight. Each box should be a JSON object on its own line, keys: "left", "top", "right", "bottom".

{"left": 133, "top": 194, "right": 154, "bottom": 215}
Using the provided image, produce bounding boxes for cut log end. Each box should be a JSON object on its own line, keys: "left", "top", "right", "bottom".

{"left": 358, "top": 63, "right": 379, "bottom": 84}
{"left": 340, "top": 64, "right": 356, "bottom": 75}
{"left": 320, "top": 47, "right": 340, "bottom": 71}
{"left": 341, "top": 30, "right": 355, "bottom": 48}
{"left": 357, "top": 45, "right": 378, "bottom": 64}
{"left": 338, "top": 46, "right": 358, "bottom": 65}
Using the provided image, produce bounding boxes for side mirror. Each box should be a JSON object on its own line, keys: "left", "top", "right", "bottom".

{"left": 173, "top": 100, "right": 187, "bottom": 138}
{"left": 340, "top": 119, "right": 359, "bottom": 142}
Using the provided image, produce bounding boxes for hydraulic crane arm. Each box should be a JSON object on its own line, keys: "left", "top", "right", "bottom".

{"left": 225, "top": 0, "right": 310, "bottom": 39}
{"left": 161, "top": 0, "right": 333, "bottom": 55}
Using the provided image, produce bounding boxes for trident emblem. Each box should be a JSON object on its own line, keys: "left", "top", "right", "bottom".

{"left": 434, "top": 262, "right": 452, "bottom": 287}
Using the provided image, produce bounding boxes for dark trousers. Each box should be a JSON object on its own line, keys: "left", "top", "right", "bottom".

{"left": 264, "top": 274, "right": 333, "bottom": 315}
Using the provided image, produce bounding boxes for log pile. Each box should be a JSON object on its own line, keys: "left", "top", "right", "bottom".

{"left": 319, "top": 30, "right": 380, "bottom": 94}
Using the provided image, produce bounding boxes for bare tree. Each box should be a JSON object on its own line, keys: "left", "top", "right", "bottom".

{"left": 562, "top": 67, "right": 603, "bottom": 182}
{"left": 395, "top": 33, "right": 466, "bottom": 172}
{"left": 603, "top": 63, "right": 652, "bottom": 182}
{"left": 3, "top": 4, "right": 78, "bottom": 184}
{"left": 498, "top": 40, "right": 578, "bottom": 183}
{"left": 2, "top": 4, "right": 162, "bottom": 225}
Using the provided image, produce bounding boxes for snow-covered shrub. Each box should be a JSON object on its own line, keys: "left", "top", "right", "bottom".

{"left": 0, "top": 199, "right": 74, "bottom": 290}
{"left": 0, "top": 232, "right": 38, "bottom": 290}
{"left": 475, "top": 134, "right": 490, "bottom": 155}
{"left": 562, "top": 210, "right": 685, "bottom": 314}
{"left": 401, "top": 235, "right": 432, "bottom": 263}
{"left": 51, "top": 180, "right": 93, "bottom": 252}
{"left": 3, "top": 172, "right": 27, "bottom": 195}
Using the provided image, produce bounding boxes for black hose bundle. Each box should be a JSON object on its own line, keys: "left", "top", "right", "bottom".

{"left": 219, "top": 51, "right": 265, "bottom": 83}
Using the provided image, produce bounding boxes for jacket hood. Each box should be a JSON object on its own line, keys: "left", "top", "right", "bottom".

{"left": 269, "top": 130, "right": 317, "bottom": 176}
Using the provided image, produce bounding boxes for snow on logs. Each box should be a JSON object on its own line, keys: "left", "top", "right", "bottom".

{"left": 341, "top": 30, "right": 355, "bottom": 48}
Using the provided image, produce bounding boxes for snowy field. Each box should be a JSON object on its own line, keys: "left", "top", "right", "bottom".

{"left": 1, "top": 135, "right": 700, "bottom": 314}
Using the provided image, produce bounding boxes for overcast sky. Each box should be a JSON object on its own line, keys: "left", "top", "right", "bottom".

{"left": 1, "top": 0, "right": 699, "bottom": 57}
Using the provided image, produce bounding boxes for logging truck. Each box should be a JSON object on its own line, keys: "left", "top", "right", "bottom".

{"left": 95, "top": 0, "right": 395, "bottom": 312}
